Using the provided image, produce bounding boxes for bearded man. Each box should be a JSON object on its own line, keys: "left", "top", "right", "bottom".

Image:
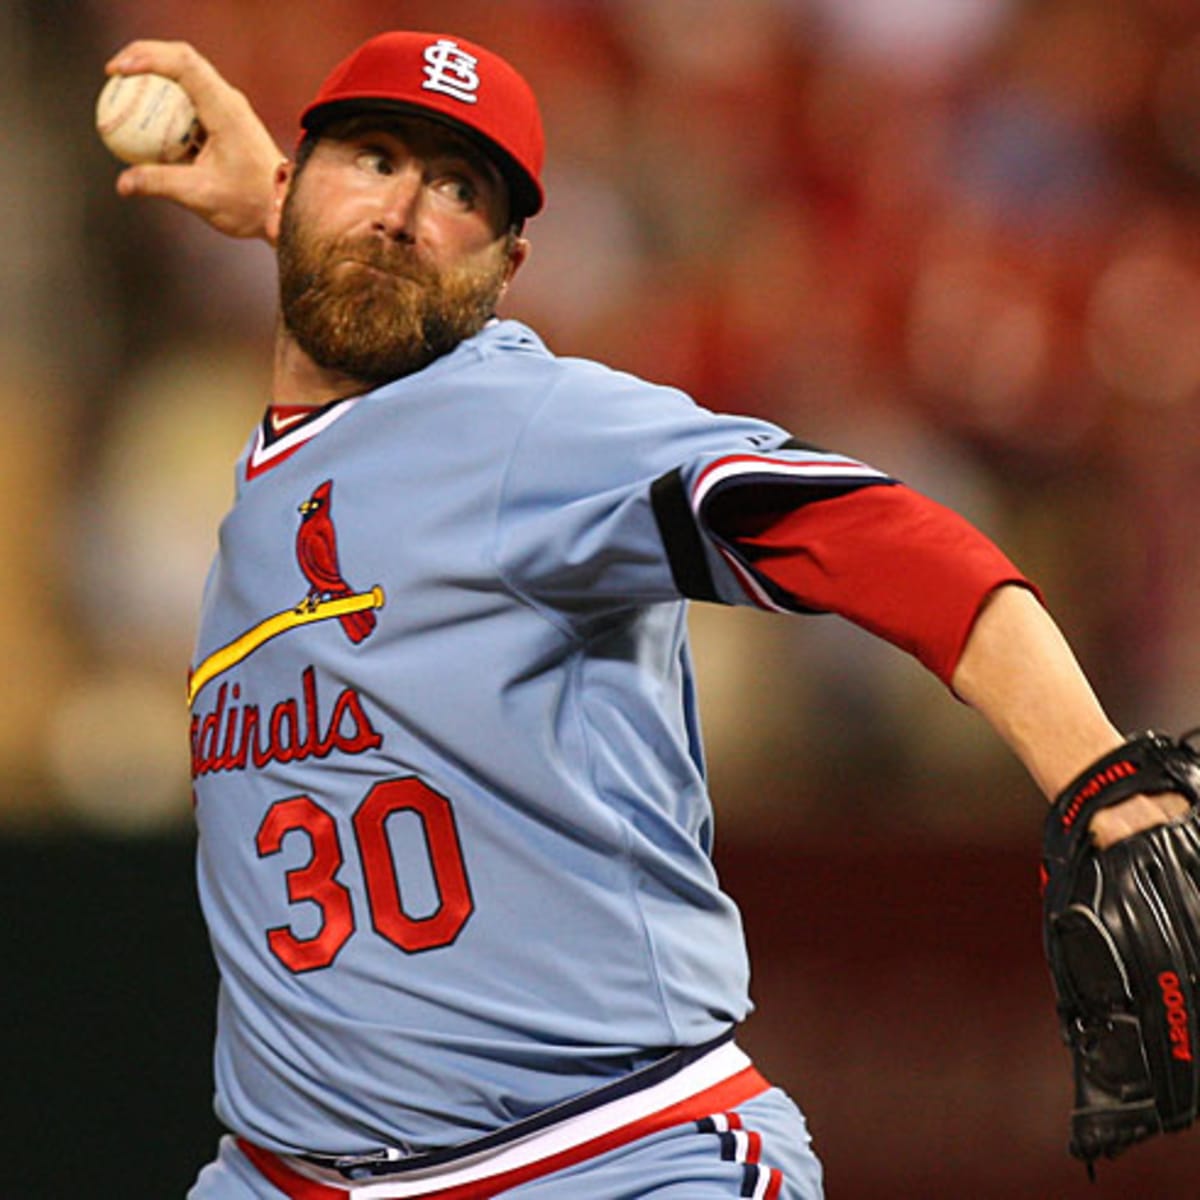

{"left": 105, "top": 31, "right": 1191, "bottom": 1200}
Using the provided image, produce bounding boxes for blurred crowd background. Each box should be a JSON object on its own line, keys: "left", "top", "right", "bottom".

{"left": 5, "top": 0, "right": 1200, "bottom": 1194}
{"left": 6, "top": 0, "right": 1200, "bottom": 840}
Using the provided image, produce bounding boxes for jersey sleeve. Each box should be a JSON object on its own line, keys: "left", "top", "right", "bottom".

{"left": 702, "top": 482, "right": 1038, "bottom": 685}
{"left": 492, "top": 363, "right": 893, "bottom": 612}
{"left": 491, "top": 357, "right": 1033, "bottom": 681}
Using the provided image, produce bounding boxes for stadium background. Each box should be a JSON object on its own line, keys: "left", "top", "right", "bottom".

{"left": 4, "top": 0, "right": 1200, "bottom": 1194}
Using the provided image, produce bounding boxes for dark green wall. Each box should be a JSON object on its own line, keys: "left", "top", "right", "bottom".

{"left": 5, "top": 834, "right": 1198, "bottom": 1199}
{"left": 1, "top": 835, "right": 220, "bottom": 1199}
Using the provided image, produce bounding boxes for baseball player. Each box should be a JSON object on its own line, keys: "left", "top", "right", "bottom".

{"left": 105, "top": 32, "right": 1188, "bottom": 1199}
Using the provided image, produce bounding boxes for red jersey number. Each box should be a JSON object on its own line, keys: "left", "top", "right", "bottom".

{"left": 255, "top": 777, "right": 474, "bottom": 972}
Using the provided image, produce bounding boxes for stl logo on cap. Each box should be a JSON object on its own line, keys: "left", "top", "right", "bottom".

{"left": 422, "top": 39, "right": 481, "bottom": 105}
{"left": 300, "top": 30, "right": 546, "bottom": 217}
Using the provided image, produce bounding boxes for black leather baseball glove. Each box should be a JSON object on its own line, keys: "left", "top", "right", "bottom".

{"left": 1042, "top": 731, "right": 1200, "bottom": 1172}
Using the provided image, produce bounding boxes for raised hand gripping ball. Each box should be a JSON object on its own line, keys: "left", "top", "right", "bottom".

{"left": 95, "top": 72, "right": 205, "bottom": 164}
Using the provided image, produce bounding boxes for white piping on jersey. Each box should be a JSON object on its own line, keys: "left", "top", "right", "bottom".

{"left": 273, "top": 1040, "right": 756, "bottom": 1198}
{"left": 690, "top": 451, "right": 886, "bottom": 510}
{"left": 247, "top": 397, "right": 362, "bottom": 478}
{"left": 748, "top": 1161, "right": 782, "bottom": 1199}
{"left": 690, "top": 452, "right": 887, "bottom": 614}
{"left": 716, "top": 548, "right": 786, "bottom": 613}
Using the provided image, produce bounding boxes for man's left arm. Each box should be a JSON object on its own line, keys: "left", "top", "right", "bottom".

{"left": 710, "top": 479, "right": 1187, "bottom": 841}
{"left": 950, "top": 582, "right": 1189, "bottom": 842}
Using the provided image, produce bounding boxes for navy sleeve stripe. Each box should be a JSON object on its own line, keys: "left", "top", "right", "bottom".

{"left": 692, "top": 454, "right": 891, "bottom": 510}
{"left": 651, "top": 469, "right": 721, "bottom": 603}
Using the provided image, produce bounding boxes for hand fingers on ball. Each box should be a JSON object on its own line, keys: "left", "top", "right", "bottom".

{"left": 105, "top": 40, "right": 246, "bottom": 130}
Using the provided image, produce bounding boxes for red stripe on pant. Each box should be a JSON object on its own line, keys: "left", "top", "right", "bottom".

{"left": 239, "top": 1065, "right": 770, "bottom": 1199}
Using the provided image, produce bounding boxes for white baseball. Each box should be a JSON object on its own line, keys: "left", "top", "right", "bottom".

{"left": 95, "top": 72, "right": 204, "bottom": 164}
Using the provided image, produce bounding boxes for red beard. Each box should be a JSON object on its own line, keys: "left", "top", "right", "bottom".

{"left": 276, "top": 196, "right": 510, "bottom": 385}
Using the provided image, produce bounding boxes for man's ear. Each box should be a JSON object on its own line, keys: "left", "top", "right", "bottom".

{"left": 500, "top": 236, "right": 531, "bottom": 297}
{"left": 264, "top": 159, "right": 294, "bottom": 246}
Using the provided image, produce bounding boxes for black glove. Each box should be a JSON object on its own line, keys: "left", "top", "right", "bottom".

{"left": 1042, "top": 731, "right": 1200, "bottom": 1172}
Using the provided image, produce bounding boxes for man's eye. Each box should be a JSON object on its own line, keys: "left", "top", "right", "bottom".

{"left": 357, "top": 150, "right": 394, "bottom": 176}
{"left": 438, "top": 175, "right": 477, "bottom": 207}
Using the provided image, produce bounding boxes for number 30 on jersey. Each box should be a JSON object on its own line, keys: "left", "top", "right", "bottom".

{"left": 255, "top": 776, "right": 474, "bottom": 972}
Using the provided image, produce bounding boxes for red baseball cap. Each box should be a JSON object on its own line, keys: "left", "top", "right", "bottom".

{"left": 300, "top": 31, "right": 545, "bottom": 220}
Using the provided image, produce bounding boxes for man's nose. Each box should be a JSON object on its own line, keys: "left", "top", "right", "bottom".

{"left": 374, "top": 164, "right": 424, "bottom": 240}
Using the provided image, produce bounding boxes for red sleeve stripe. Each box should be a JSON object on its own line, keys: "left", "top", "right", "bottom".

{"left": 691, "top": 453, "right": 888, "bottom": 509}
{"left": 688, "top": 451, "right": 894, "bottom": 613}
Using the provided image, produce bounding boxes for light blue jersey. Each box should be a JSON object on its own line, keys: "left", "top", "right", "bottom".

{"left": 189, "top": 320, "right": 887, "bottom": 1160}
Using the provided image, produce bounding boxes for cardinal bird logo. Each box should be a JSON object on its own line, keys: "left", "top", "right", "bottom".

{"left": 296, "top": 480, "right": 378, "bottom": 644}
{"left": 186, "top": 480, "right": 385, "bottom": 707}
